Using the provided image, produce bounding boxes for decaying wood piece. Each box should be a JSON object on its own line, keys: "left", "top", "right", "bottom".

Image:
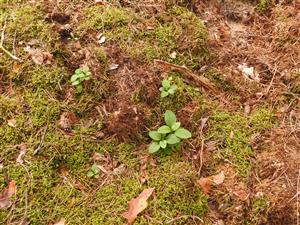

{"left": 154, "top": 60, "right": 218, "bottom": 94}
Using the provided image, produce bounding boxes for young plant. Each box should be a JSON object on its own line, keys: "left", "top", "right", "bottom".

{"left": 159, "top": 78, "right": 177, "bottom": 98}
{"left": 148, "top": 110, "right": 191, "bottom": 154}
{"left": 70, "top": 65, "right": 91, "bottom": 93}
{"left": 87, "top": 163, "right": 100, "bottom": 178}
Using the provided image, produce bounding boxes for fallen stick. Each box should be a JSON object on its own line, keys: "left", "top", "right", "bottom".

{"left": 154, "top": 59, "right": 218, "bottom": 94}
{"left": 0, "top": 17, "right": 22, "bottom": 62}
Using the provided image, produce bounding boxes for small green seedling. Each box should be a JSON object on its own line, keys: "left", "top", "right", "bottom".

{"left": 87, "top": 163, "right": 100, "bottom": 178}
{"left": 159, "top": 78, "right": 177, "bottom": 98}
{"left": 148, "top": 110, "right": 192, "bottom": 154}
{"left": 70, "top": 65, "right": 91, "bottom": 93}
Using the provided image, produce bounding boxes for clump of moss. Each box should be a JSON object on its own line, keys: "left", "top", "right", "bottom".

{"left": 256, "top": 0, "right": 274, "bottom": 13}
{"left": 207, "top": 108, "right": 276, "bottom": 177}
{"left": 145, "top": 156, "right": 208, "bottom": 224}
{"left": 79, "top": 6, "right": 138, "bottom": 31}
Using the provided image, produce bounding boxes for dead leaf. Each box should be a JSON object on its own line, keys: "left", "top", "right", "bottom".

{"left": 12, "top": 63, "right": 22, "bottom": 73}
{"left": 54, "top": 218, "right": 65, "bottom": 225}
{"left": 108, "top": 63, "right": 119, "bottom": 71}
{"left": 0, "top": 181, "right": 17, "bottom": 209}
{"left": 122, "top": 188, "right": 154, "bottom": 224}
{"left": 7, "top": 118, "right": 17, "bottom": 128}
{"left": 58, "top": 112, "right": 79, "bottom": 129}
{"left": 237, "top": 63, "right": 260, "bottom": 82}
{"left": 232, "top": 184, "right": 250, "bottom": 201}
{"left": 212, "top": 171, "right": 225, "bottom": 185}
{"left": 198, "top": 171, "right": 225, "bottom": 195}
{"left": 24, "top": 46, "right": 53, "bottom": 65}
{"left": 16, "top": 144, "right": 27, "bottom": 165}
{"left": 197, "top": 177, "right": 212, "bottom": 195}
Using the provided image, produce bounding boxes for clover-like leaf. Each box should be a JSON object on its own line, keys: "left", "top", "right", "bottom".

{"left": 175, "top": 127, "right": 192, "bottom": 139}
{"left": 149, "top": 131, "right": 161, "bottom": 141}
{"left": 87, "top": 171, "right": 94, "bottom": 177}
{"left": 157, "top": 125, "right": 171, "bottom": 134}
{"left": 160, "top": 91, "right": 169, "bottom": 98}
{"left": 164, "top": 110, "right": 176, "bottom": 127}
{"left": 166, "top": 134, "right": 181, "bottom": 144}
{"left": 149, "top": 142, "right": 160, "bottom": 153}
{"left": 171, "top": 122, "right": 181, "bottom": 131}
{"left": 159, "top": 140, "right": 167, "bottom": 149}
{"left": 162, "top": 79, "right": 170, "bottom": 89}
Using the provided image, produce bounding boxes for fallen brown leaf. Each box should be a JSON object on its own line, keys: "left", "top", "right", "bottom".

{"left": 122, "top": 188, "right": 154, "bottom": 224}
{"left": 12, "top": 63, "right": 22, "bottom": 73}
{"left": 16, "top": 144, "right": 27, "bottom": 165}
{"left": 25, "top": 46, "right": 53, "bottom": 65}
{"left": 0, "top": 181, "right": 16, "bottom": 209}
{"left": 54, "top": 218, "right": 65, "bottom": 225}
{"left": 7, "top": 118, "right": 17, "bottom": 127}
{"left": 58, "top": 112, "right": 79, "bottom": 129}
{"left": 197, "top": 177, "right": 212, "bottom": 195}
{"left": 198, "top": 171, "right": 225, "bottom": 195}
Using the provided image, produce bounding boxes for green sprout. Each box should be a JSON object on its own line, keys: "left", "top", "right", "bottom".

{"left": 148, "top": 110, "right": 192, "bottom": 154}
{"left": 87, "top": 163, "right": 100, "bottom": 178}
{"left": 159, "top": 78, "right": 177, "bottom": 98}
{"left": 70, "top": 65, "right": 91, "bottom": 93}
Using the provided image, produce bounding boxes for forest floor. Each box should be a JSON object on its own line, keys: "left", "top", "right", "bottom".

{"left": 0, "top": 0, "right": 299, "bottom": 224}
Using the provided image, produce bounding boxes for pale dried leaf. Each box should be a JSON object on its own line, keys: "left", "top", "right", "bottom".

{"left": 16, "top": 144, "right": 27, "bottom": 165}
{"left": 54, "top": 218, "right": 65, "bottom": 225}
{"left": 212, "top": 171, "right": 225, "bottom": 185}
{"left": 237, "top": 63, "right": 260, "bottom": 82}
{"left": 0, "top": 181, "right": 16, "bottom": 209}
{"left": 108, "top": 63, "right": 119, "bottom": 71}
{"left": 122, "top": 188, "right": 154, "bottom": 224}
{"left": 25, "top": 46, "right": 53, "bottom": 65}
{"left": 7, "top": 118, "right": 17, "bottom": 128}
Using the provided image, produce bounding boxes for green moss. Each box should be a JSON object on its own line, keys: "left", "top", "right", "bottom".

{"left": 256, "top": 0, "right": 274, "bottom": 13}
{"left": 6, "top": 5, "right": 58, "bottom": 44}
{"left": 24, "top": 91, "right": 60, "bottom": 127}
{"left": 250, "top": 108, "right": 276, "bottom": 132}
{"left": 79, "top": 6, "right": 138, "bottom": 31}
{"left": 207, "top": 108, "right": 276, "bottom": 177}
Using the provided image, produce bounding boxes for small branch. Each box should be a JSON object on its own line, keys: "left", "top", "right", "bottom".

{"left": 166, "top": 215, "right": 203, "bottom": 224}
{"left": 154, "top": 59, "right": 218, "bottom": 94}
{"left": 0, "top": 16, "right": 22, "bottom": 62}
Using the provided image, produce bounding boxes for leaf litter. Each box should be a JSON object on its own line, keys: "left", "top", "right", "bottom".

{"left": 122, "top": 188, "right": 154, "bottom": 224}
{"left": 0, "top": 181, "right": 17, "bottom": 209}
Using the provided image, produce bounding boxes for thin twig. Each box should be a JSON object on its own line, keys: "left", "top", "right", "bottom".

{"left": 33, "top": 124, "right": 48, "bottom": 155}
{"left": 166, "top": 215, "right": 203, "bottom": 224}
{"left": 0, "top": 16, "right": 22, "bottom": 62}
{"left": 154, "top": 59, "right": 218, "bottom": 94}
{"left": 198, "top": 139, "right": 204, "bottom": 176}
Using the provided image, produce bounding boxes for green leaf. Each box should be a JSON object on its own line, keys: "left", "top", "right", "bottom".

{"left": 162, "top": 79, "right": 170, "bottom": 89}
{"left": 166, "top": 134, "right": 181, "bottom": 144}
{"left": 149, "top": 131, "right": 161, "bottom": 141}
{"left": 160, "top": 91, "right": 169, "bottom": 98}
{"left": 91, "top": 164, "right": 99, "bottom": 172}
{"left": 70, "top": 75, "right": 78, "bottom": 82}
{"left": 157, "top": 125, "right": 171, "bottom": 134}
{"left": 72, "top": 80, "right": 80, "bottom": 86}
{"left": 164, "top": 110, "right": 176, "bottom": 127}
{"left": 149, "top": 142, "right": 161, "bottom": 153}
{"left": 159, "top": 140, "right": 167, "bottom": 149}
{"left": 87, "top": 171, "right": 94, "bottom": 177}
{"left": 171, "top": 122, "right": 181, "bottom": 131}
{"left": 76, "top": 85, "right": 83, "bottom": 93}
{"left": 175, "top": 128, "right": 192, "bottom": 139}
{"left": 168, "top": 88, "right": 175, "bottom": 95}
